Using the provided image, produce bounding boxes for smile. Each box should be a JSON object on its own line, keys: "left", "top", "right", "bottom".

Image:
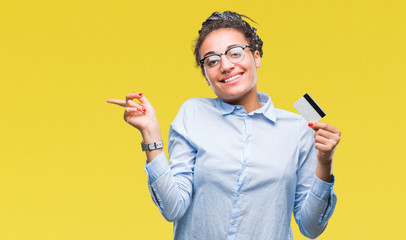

{"left": 223, "top": 74, "right": 242, "bottom": 83}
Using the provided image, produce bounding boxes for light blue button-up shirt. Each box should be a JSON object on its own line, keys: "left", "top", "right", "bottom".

{"left": 145, "top": 92, "right": 336, "bottom": 240}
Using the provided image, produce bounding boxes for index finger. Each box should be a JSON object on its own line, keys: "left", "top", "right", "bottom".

{"left": 309, "top": 122, "right": 341, "bottom": 134}
{"left": 106, "top": 99, "right": 126, "bottom": 107}
{"left": 125, "top": 92, "right": 151, "bottom": 106}
{"left": 126, "top": 92, "right": 143, "bottom": 101}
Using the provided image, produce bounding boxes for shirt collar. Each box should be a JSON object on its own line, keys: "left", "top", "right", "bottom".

{"left": 216, "top": 92, "right": 277, "bottom": 122}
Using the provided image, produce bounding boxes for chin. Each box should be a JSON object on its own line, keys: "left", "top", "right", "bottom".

{"left": 211, "top": 78, "right": 257, "bottom": 103}
{"left": 218, "top": 91, "right": 249, "bottom": 104}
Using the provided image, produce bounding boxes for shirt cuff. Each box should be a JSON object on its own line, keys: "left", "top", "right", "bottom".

{"left": 311, "top": 174, "right": 335, "bottom": 200}
{"left": 144, "top": 151, "right": 169, "bottom": 183}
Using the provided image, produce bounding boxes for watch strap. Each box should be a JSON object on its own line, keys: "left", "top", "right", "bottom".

{"left": 141, "top": 140, "right": 164, "bottom": 151}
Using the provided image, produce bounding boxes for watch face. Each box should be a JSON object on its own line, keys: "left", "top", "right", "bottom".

{"left": 156, "top": 141, "right": 163, "bottom": 148}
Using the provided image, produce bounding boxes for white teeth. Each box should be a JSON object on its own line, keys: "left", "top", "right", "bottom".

{"left": 224, "top": 74, "right": 241, "bottom": 83}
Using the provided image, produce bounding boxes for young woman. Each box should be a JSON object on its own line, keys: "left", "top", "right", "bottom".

{"left": 107, "top": 11, "right": 341, "bottom": 240}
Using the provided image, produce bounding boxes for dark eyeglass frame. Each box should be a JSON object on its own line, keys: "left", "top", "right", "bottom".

{"left": 199, "top": 45, "right": 254, "bottom": 66}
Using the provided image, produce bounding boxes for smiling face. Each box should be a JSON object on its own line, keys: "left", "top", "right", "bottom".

{"left": 199, "top": 28, "right": 262, "bottom": 105}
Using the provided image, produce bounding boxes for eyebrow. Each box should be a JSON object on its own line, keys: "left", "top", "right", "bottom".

{"left": 202, "top": 44, "right": 241, "bottom": 58}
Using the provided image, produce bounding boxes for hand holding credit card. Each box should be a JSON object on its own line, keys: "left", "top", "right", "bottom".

{"left": 293, "top": 93, "right": 326, "bottom": 122}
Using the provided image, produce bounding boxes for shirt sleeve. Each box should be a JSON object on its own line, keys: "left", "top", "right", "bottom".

{"left": 144, "top": 101, "right": 197, "bottom": 222}
{"left": 293, "top": 117, "right": 337, "bottom": 239}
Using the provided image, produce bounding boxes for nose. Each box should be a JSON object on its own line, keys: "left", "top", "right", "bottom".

{"left": 219, "top": 54, "right": 234, "bottom": 73}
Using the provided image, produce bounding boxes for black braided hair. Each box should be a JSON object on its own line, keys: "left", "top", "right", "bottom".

{"left": 194, "top": 11, "right": 263, "bottom": 71}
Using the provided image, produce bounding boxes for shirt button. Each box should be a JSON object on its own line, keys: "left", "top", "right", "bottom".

{"left": 236, "top": 192, "right": 240, "bottom": 197}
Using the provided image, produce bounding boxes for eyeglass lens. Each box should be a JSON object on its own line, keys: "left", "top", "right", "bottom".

{"left": 204, "top": 47, "right": 246, "bottom": 72}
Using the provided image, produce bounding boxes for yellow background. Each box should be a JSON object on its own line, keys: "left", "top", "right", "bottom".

{"left": 1, "top": 0, "right": 405, "bottom": 239}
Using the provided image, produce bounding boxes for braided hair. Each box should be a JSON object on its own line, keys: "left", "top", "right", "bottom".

{"left": 194, "top": 11, "right": 263, "bottom": 71}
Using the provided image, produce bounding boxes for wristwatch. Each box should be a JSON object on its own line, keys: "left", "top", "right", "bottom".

{"left": 141, "top": 140, "right": 164, "bottom": 151}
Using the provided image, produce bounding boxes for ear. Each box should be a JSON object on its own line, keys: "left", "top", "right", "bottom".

{"left": 254, "top": 50, "right": 262, "bottom": 68}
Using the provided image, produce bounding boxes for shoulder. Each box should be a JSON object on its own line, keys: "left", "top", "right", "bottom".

{"left": 257, "top": 92, "right": 308, "bottom": 127}
{"left": 177, "top": 97, "right": 218, "bottom": 115}
{"left": 180, "top": 97, "right": 216, "bottom": 108}
{"left": 277, "top": 110, "right": 314, "bottom": 150}
{"left": 173, "top": 97, "right": 217, "bottom": 121}
{"left": 274, "top": 108, "right": 306, "bottom": 126}
{"left": 273, "top": 108, "right": 312, "bottom": 140}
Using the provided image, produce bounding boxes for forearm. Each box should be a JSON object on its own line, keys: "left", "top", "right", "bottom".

{"left": 143, "top": 100, "right": 196, "bottom": 222}
{"left": 315, "top": 159, "right": 333, "bottom": 183}
{"left": 146, "top": 152, "right": 193, "bottom": 222}
{"left": 295, "top": 176, "right": 337, "bottom": 238}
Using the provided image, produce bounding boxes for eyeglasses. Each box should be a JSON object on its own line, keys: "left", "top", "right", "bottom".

{"left": 199, "top": 45, "right": 253, "bottom": 72}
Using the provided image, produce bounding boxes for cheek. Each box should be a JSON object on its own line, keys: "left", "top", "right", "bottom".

{"left": 204, "top": 73, "right": 212, "bottom": 84}
{"left": 203, "top": 69, "right": 211, "bottom": 83}
{"left": 205, "top": 77, "right": 211, "bottom": 86}
{"left": 205, "top": 72, "right": 218, "bottom": 84}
